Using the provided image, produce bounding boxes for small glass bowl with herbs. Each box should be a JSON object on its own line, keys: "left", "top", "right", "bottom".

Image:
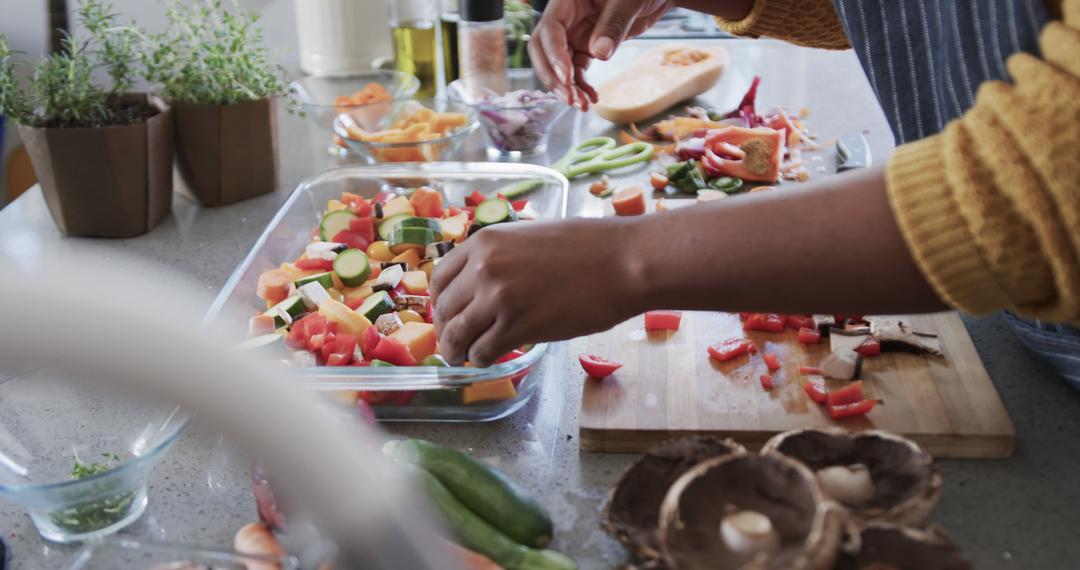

{"left": 0, "top": 370, "right": 188, "bottom": 543}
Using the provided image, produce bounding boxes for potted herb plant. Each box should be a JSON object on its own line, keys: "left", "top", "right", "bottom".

{"left": 142, "top": 0, "right": 288, "bottom": 207}
{"left": 0, "top": 1, "right": 173, "bottom": 237}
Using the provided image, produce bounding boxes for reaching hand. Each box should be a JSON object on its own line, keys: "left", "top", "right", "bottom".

{"left": 528, "top": 0, "right": 675, "bottom": 110}
{"left": 429, "top": 218, "right": 641, "bottom": 367}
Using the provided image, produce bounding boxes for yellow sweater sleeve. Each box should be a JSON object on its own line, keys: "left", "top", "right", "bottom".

{"left": 886, "top": 0, "right": 1080, "bottom": 323}
{"left": 714, "top": 0, "right": 851, "bottom": 50}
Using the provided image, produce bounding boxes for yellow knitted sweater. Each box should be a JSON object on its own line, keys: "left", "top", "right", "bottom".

{"left": 718, "top": 0, "right": 1080, "bottom": 323}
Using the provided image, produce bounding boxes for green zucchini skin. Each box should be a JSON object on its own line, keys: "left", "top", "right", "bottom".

{"left": 410, "top": 467, "right": 576, "bottom": 570}
{"left": 385, "top": 439, "right": 554, "bottom": 549}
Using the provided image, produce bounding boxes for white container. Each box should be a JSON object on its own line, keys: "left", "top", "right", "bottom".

{"left": 295, "top": 0, "right": 393, "bottom": 76}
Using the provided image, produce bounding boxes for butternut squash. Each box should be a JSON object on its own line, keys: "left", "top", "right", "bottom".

{"left": 462, "top": 378, "right": 517, "bottom": 405}
{"left": 390, "top": 321, "right": 437, "bottom": 360}
{"left": 594, "top": 44, "right": 729, "bottom": 125}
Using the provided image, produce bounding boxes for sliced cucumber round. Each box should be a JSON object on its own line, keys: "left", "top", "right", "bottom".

{"left": 319, "top": 210, "right": 360, "bottom": 242}
{"left": 377, "top": 213, "right": 411, "bottom": 241}
{"left": 474, "top": 199, "right": 516, "bottom": 227}
{"left": 708, "top": 176, "right": 743, "bottom": 193}
{"left": 333, "top": 249, "right": 371, "bottom": 287}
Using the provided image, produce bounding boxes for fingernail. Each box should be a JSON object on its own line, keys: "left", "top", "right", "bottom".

{"left": 592, "top": 37, "right": 615, "bottom": 60}
{"left": 554, "top": 64, "right": 568, "bottom": 83}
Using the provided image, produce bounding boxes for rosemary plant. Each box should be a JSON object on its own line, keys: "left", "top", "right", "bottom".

{"left": 0, "top": 0, "right": 145, "bottom": 128}
{"left": 141, "top": 0, "right": 289, "bottom": 106}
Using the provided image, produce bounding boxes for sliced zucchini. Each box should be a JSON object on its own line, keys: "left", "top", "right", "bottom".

{"left": 319, "top": 210, "right": 359, "bottom": 242}
{"left": 333, "top": 249, "right": 371, "bottom": 287}
{"left": 378, "top": 213, "right": 411, "bottom": 241}
{"left": 295, "top": 271, "right": 334, "bottom": 290}
{"left": 391, "top": 227, "right": 438, "bottom": 250}
{"left": 474, "top": 199, "right": 516, "bottom": 227}
{"left": 357, "top": 290, "right": 395, "bottom": 322}
{"left": 399, "top": 216, "right": 442, "bottom": 233}
{"left": 265, "top": 295, "right": 306, "bottom": 327}
{"left": 421, "top": 354, "right": 450, "bottom": 367}
{"left": 370, "top": 359, "right": 396, "bottom": 367}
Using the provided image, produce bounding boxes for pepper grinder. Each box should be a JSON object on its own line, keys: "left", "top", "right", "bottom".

{"left": 458, "top": 0, "right": 508, "bottom": 97}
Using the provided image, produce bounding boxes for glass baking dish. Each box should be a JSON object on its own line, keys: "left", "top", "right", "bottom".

{"left": 206, "top": 163, "right": 569, "bottom": 422}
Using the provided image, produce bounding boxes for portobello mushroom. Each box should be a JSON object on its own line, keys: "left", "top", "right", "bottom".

{"left": 820, "top": 329, "right": 870, "bottom": 380}
{"left": 834, "top": 523, "right": 972, "bottom": 570}
{"left": 602, "top": 437, "right": 746, "bottom": 565}
{"left": 762, "top": 429, "right": 941, "bottom": 526}
{"left": 658, "top": 452, "right": 845, "bottom": 570}
{"left": 863, "top": 317, "right": 943, "bottom": 357}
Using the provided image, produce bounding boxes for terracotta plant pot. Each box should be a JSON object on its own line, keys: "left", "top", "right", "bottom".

{"left": 173, "top": 97, "right": 279, "bottom": 206}
{"left": 18, "top": 95, "right": 174, "bottom": 238}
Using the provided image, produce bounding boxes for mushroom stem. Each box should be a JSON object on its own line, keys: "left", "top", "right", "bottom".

{"left": 719, "top": 510, "right": 780, "bottom": 555}
{"left": 816, "top": 463, "right": 875, "bottom": 507}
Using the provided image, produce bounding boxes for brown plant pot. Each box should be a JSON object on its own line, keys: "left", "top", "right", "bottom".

{"left": 18, "top": 95, "right": 174, "bottom": 238}
{"left": 173, "top": 97, "right": 279, "bottom": 207}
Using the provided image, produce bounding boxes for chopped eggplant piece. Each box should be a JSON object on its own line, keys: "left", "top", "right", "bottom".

{"left": 374, "top": 312, "right": 404, "bottom": 336}
{"left": 424, "top": 240, "right": 455, "bottom": 259}
{"left": 812, "top": 314, "right": 836, "bottom": 336}
{"left": 865, "top": 316, "right": 944, "bottom": 356}
{"left": 394, "top": 295, "right": 430, "bottom": 313}
{"left": 376, "top": 264, "right": 406, "bottom": 288}
{"left": 467, "top": 223, "right": 483, "bottom": 237}
{"left": 373, "top": 201, "right": 384, "bottom": 219}
{"left": 823, "top": 328, "right": 870, "bottom": 380}
{"left": 372, "top": 283, "right": 394, "bottom": 293}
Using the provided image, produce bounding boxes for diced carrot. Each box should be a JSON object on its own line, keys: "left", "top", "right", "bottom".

{"left": 256, "top": 268, "right": 291, "bottom": 305}
{"left": 462, "top": 378, "right": 517, "bottom": 404}
{"left": 612, "top": 187, "right": 647, "bottom": 216}
{"left": 391, "top": 247, "right": 423, "bottom": 269}
{"left": 390, "top": 322, "right": 437, "bottom": 360}
{"left": 825, "top": 381, "right": 864, "bottom": 407}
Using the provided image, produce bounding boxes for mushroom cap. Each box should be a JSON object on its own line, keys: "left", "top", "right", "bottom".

{"left": 658, "top": 452, "right": 845, "bottom": 570}
{"left": 834, "top": 523, "right": 972, "bottom": 570}
{"left": 603, "top": 436, "right": 746, "bottom": 563}
{"left": 762, "top": 429, "right": 942, "bottom": 526}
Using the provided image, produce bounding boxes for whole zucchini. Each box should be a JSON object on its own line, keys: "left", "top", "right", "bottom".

{"left": 384, "top": 439, "right": 554, "bottom": 548}
{"left": 411, "top": 467, "right": 576, "bottom": 570}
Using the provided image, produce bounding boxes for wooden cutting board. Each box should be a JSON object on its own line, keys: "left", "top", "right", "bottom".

{"left": 580, "top": 311, "right": 1014, "bottom": 458}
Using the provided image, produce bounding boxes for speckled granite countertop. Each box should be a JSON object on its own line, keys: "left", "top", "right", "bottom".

{"left": 0, "top": 40, "right": 1077, "bottom": 569}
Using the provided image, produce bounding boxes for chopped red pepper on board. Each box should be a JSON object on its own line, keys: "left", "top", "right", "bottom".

{"left": 465, "top": 190, "right": 486, "bottom": 207}
{"left": 797, "top": 327, "right": 822, "bottom": 344}
{"left": 827, "top": 399, "right": 879, "bottom": 419}
{"left": 707, "top": 338, "right": 755, "bottom": 362}
{"left": 645, "top": 310, "right": 683, "bottom": 331}
{"left": 295, "top": 257, "right": 334, "bottom": 272}
{"left": 579, "top": 354, "right": 622, "bottom": 379}
{"left": 825, "top": 381, "right": 865, "bottom": 407}
{"left": 760, "top": 374, "right": 775, "bottom": 390}
{"left": 799, "top": 366, "right": 824, "bottom": 375}
{"left": 786, "top": 315, "right": 814, "bottom": 330}
{"left": 856, "top": 338, "right": 882, "bottom": 357}
{"left": 763, "top": 353, "right": 782, "bottom": 371}
{"left": 803, "top": 380, "right": 828, "bottom": 404}
{"left": 743, "top": 313, "right": 786, "bottom": 333}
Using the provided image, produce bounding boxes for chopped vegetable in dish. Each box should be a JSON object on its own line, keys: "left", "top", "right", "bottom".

{"left": 579, "top": 354, "right": 622, "bottom": 379}
{"left": 475, "top": 89, "right": 562, "bottom": 152}
{"left": 49, "top": 453, "right": 137, "bottom": 534}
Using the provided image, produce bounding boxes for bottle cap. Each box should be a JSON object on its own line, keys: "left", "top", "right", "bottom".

{"left": 460, "top": 0, "right": 503, "bottom": 22}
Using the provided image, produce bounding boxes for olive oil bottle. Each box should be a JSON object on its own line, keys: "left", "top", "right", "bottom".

{"left": 392, "top": 20, "right": 438, "bottom": 97}
{"left": 440, "top": 11, "right": 460, "bottom": 83}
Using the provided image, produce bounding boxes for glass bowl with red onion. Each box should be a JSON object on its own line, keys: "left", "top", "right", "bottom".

{"left": 448, "top": 70, "right": 568, "bottom": 156}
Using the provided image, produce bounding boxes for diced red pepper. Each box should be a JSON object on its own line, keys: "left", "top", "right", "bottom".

{"left": 348, "top": 216, "right": 376, "bottom": 242}
{"left": 825, "top": 381, "right": 865, "bottom": 407}
{"left": 326, "top": 353, "right": 350, "bottom": 366}
{"left": 387, "top": 391, "right": 417, "bottom": 406}
{"left": 511, "top": 200, "right": 528, "bottom": 212}
{"left": 332, "top": 229, "right": 370, "bottom": 252}
{"left": 759, "top": 374, "right": 775, "bottom": 390}
{"left": 496, "top": 350, "right": 526, "bottom": 364}
{"left": 448, "top": 206, "right": 461, "bottom": 217}
{"left": 354, "top": 398, "right": 377, "bottom": 426}
{"left": 361, "top": 326, "right": 383, "bottom": 357}
{"left": 804, "top": 380, "right": 828, "bottom": 404}
{"left": 579, "top": 354, "right": 622, "bottom": 379}
{"left": 370, "top": 336, "right": 417, "bottom": 366}
{"left": 390, "top": 283, "right": 407, "bottom": 300}
{"left": 799, "top": 366, "right": 824, "bottom": 375}
{"left": 644, "top": 310, "right": 683, "bottom": 331}
{"left": 786, "top": 315, "right": 814, "bottom": 330}
{"left": 748, "top": 342, "right": 759, "bottom": 354}
{"left": 372, "top": 191, "right": 392, "bottom": 204}
{"left": 352, "top": 199, "right": 373, "bottom": 218}
{"left": 319, "top": 332, "right": 338, "bottom": 362}
{"left": 465, "top": 190, "right": 486, "bottom": 207}
{"left": 345, "top": 296, "right": 365, "bottom": 310}
{"left": 828, "top": 399, "right": 879, "bottom": 419}
{"left": 743, "top": 313, "right": 786, "bottom": 333}
{"left": 763, "top": 353, "right": 781, "bottom": 371}
{"left": 295, "top": 257, "right": 334, "bottom": 272}
{"left": 856, "top": 338, "right": 882, "bottom": 357}
{"left": 797, "top": 327, "right": 822, "bottom": 344}
{"left": 307, "top": 333, "right": 330, "bottom": 353}
{"left": 707, "top": 338, "right": 755, "bottom": 362}
{"left": 358, "top": 391, "right": 393, "bottom": 405}
{"left": 286, "top": 314, "right": 329, "bottom": 349}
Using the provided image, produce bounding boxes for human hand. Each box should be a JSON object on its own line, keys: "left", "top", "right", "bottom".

{"left": 529, "top": 0, "right": 674, "bottom": 110}
{"left": 429, "top": 218, "right": 642, "bottom": 367}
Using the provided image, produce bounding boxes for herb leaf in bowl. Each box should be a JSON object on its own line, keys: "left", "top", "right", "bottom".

{"left": 49, "top": 453, "right": 137, "bottom": 534}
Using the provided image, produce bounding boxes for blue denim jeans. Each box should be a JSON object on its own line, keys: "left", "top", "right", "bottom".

{"left": 1005, "top": 312, "right": 1080, "bottom": 392}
